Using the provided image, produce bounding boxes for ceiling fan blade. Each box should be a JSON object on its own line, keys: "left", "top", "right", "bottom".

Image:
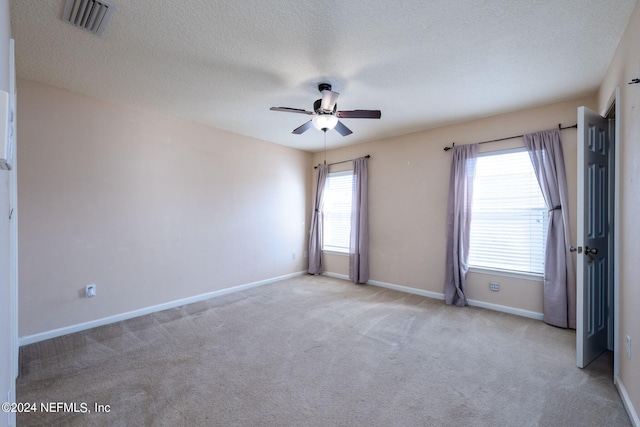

{"left": 292, "top": 120, "right": 313, "bottom": 134}
{"left": 336, "top": 110, "right": 381, "bottom": 119}
{"left": 270, "top": 107, "right": 314, "bottom": 115}
{"left": 320, "top": 90, "right": 339, "bottom": 111}
{"left": 334, "top": 120, "right": 353, "bottom": 137}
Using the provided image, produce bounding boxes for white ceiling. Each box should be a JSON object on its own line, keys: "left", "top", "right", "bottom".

{"left": 9, "top": 0, "right": 636, "bottom": 152}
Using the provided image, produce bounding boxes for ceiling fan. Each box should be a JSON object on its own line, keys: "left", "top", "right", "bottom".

{"left": 270, "top": 83, "right": 381, "bottom": 136}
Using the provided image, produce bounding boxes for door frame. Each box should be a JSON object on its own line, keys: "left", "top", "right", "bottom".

{"left": 9, "top": 38, "right": 18, "bottom": 381}
{"left": 589, "top": 87, "right": 620, "bottom": 375}
{"left": 603, "top": 87, "right": 620, "bottom": 377}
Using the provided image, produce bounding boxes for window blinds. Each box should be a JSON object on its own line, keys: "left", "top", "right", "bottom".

{"left": 322, "top": 171, "right": 354, "bottom": 253}
{"left": 469, "top": 149, "right": 548, "bottom": 275}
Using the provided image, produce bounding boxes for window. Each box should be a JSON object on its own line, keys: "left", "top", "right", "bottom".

{"left": 469, "top": 149, "right": 548, "bottom": 275}
{"left": 322, "top": 171, "right": 353, "bottom": 253}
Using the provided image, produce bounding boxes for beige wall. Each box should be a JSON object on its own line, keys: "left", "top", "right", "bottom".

{"left": 314, "top": 95, "right": 597, "bottom": 315}
{"left": 599, "top": 0, "right": 640, "bottom": 419}
{"left": 17, "top": 79, "right": 312, "bottom": 337}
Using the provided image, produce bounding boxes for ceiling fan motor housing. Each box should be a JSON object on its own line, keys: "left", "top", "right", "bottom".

{"left": 314, "top": 99, "right": 337, "bottom": 114}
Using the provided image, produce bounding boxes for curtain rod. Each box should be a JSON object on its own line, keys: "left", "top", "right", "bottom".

{"left": 443, "top": 123, "right": 578, "bottom": 152}
{"left": 314, "top": 154, "right": 370, "bottom": 169}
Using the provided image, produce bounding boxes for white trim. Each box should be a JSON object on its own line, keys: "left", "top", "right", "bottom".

{"left": 19, "top": 271, "right": 307, "bottom": 347}
{"left": 615, "top": 375, "right": 639, "bottom": 427}
{"left": 468, "top": 267, "right": 543, "bottom": 282}
{"left": 322, "top": 170, "right": 354, "bottom": 254}
{"left": 477, "top": 146, "right": 527, "bottom": 157}
{"left": 327, "top": 169, "right": 353, "bottom": 178}
{"left": 9, "top": 38, "right": 18, "bottom": 384}
{"left": 322, "top": 249, "right": 349, "bottom": 256}
{"left": 611, "top": 87, "right": 621, "bottom": 378}
{"left": 367, "top": 278, "right": 445, "bottom": 301}
{"left": 479, "top": 142, "right": 527, "bottom": 154}
{"left": 322, "top": 271, "right": 351, "bottom": 281}
{"left": 322, "top": 273, "right": 543, "bottom": 320}
{"left": 469, "top": 149, "right": 548, "bottom": 276}
{"left": 324, "top": 272, "right": 445, "bottom": 300}
{"left": 465, "top": 299, "right": 543, "bottom": 321}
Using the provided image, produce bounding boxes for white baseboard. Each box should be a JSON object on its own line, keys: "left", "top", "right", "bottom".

{"left": 367, "top": 278, "right": 446, "bottom": 301}
{"left": 19, "top": 271, "right": 307, "bottom": 347}
{"left": 321, "top": 271, "right": 351, "bottom": 282}
{"left": 466, "top": 299, "right": 544, "bottom": 321}
{"left": 323, "top": 272, "right": 543, "bottom": 321}
{"left": 615, "top": 375, "right": 640, "bottom": 427}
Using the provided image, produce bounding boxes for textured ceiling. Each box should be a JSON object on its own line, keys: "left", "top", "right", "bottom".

{"left": 9, "top": 0, "right": 637, "bottom": 152}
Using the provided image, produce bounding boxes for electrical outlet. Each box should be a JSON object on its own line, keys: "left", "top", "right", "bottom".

{"left": 627, "top": 335, "right": 631, "bottom": 359}
{"left": 292, "top": 253, "right": 296, "bottom": 260}
{"left": 304, "top": 250, "right": 308, "bottom": 258}
{"left": 489, "top": 281, "right": 500, "bottom": 292}
{"left": 85, "top": 284, "right": 96, "bottom": 298}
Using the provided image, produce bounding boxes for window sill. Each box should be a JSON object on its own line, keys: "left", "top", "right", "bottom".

{"left": 468, "top": 267, "right": 543, "bottom": 282}
{"left": 322, "top": 249, "right": 349, "bottom": 256}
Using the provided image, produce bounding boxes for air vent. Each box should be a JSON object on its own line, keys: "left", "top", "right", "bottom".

{"left": 62, "top": 0, "right": 115, "bottom": 36}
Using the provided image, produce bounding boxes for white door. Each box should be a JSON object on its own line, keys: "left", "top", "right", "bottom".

{"left": 576, "top": 106, "right": 610, "bottom": 368}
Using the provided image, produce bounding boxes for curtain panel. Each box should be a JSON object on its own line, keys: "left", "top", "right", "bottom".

{"left": 524, "top": 129, "right": 575, "bottom": 329}
{"left": 308, "top": 164, "right": 328, "bottom": 275}
{"left": 444, "top": 144, "right": 479, "bottom": 306}
{"left": 349, "top": 157, "right": 369, "bottom": 284}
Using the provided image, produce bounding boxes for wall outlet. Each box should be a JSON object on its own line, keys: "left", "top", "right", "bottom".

{"left": 489, "top": 281, "right": 500, "bottom": 292}
{"left": 303, "top": 250, "right": 308, "bottom": 258}
{"left": 292, "top": 252, "right": 296, "bottom": 260}
{"left": 85, "top": 284, "right": 96, "bottom": 298}
{"left": 626, "top": 335, "right": 631, "bottom": 359}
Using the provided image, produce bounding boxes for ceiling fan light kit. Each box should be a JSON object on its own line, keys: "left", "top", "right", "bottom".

{"left": 270, "top": 83, "right": 381, "bottom": 137}
{"left": 312, "top": 114, "right": 338, "bottom": 131}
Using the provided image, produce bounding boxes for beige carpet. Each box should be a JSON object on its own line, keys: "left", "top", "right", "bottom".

{"left": 17, "top": 275, "right": 630, "bottom": 426}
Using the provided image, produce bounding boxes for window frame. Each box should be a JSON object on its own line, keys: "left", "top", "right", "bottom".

{"left": 468, "top": 147, "right": 548, "bottom": 277}
{"left": 321, "top": 170, "right": 354, "bottom": 254}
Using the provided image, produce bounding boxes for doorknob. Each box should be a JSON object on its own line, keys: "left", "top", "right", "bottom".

{"left": 584, "top": 246, "right": 598, "bottom": 255}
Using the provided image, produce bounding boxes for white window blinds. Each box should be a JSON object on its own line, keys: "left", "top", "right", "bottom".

{"left": 469, "top": 149, "right": 548, "bottom": 275}
{"left": 322, "top": 171, "right": 353, "bottom": 253}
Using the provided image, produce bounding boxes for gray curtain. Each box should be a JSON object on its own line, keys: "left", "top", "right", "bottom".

{"left": 308, "top": 164, "right": 328, "bottom": 275}
{"left": 524, "top": 129, "right": 575, "bottom": 329}
{"left": 349, "top": 157, "right": 369, "bottom": 283}
{"left": 444, "top": 144, "right": 479, "bottom": 306}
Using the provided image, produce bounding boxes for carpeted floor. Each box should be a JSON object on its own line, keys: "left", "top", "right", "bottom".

{"left": 17, "top": 275, "right": 630, "bottom": 426}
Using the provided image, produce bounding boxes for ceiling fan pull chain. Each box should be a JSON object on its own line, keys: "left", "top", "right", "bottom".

{"left": 324, "top": 131, "right": 327, "bottom": 165}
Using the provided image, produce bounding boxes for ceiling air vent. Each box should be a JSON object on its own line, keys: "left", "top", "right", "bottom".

{"left": 62, "top": 0, "right": 116, "bottom": 36}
